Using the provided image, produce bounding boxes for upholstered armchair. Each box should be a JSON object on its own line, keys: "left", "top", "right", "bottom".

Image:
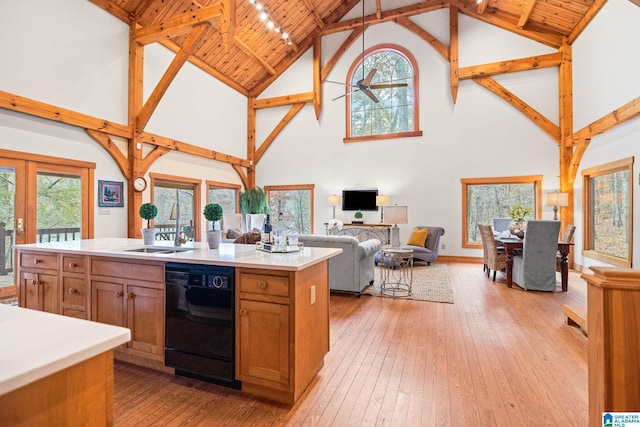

{"left": 221, "top": 213, "right": 245, "bottom": 242}
{"left": 298, "top": 234, "right": 381, "bottom": 296}
{"left": 478, "top": 223, "right": 507, "bottom": 281}
{"left": 512, "top": 220, "right": 561, "bottom": 291}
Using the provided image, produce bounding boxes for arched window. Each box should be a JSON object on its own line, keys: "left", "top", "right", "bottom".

{"left": 346, "top": 44, "right": 421, "bottom": 142}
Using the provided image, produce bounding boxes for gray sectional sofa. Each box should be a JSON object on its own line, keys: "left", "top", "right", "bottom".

{"left": 375, "top": 225, "right": 445, "bottom": 265}
{"left": 297, "top": 234, "right": 381, "bottom": 296}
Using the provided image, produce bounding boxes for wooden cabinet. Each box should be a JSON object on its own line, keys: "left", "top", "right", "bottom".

{"left": 18, "top": 252, "right": 59, "bottom": 314}
{"left": 237, "top": 272, "right": 291, "bottom": 388}
{"left": 236, "top": 261, "right": 329, "bottom": 404}
{"left": 61, "top": 255, "right": 89, "bottom": 319}
{"left": 91, "top": 258, "right": 165, "bottom": 363}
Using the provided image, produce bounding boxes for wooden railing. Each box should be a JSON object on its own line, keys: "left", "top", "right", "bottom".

{"left": 0, "top": 224, "right": 81, "bottom": 276}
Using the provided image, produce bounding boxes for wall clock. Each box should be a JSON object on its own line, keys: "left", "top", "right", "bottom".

{"left": 133, "top": 176, "right": 147, "bottom": 192}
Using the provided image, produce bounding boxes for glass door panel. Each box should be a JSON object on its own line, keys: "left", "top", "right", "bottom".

{"left": 0, "top": 159, "right": 26, "bottom": 298}
{"left": 36, "top": 172, "right": 82, "bottom": 242}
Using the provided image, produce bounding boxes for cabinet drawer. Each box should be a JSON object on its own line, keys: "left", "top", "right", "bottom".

{"left": 91, "top": 258, "right": 164, "bottom": 283}
{"left": 20, "top": 252, "right": 58, "bottom": 270}
{"left": 62, "top": 308, "right": 87, "bottom": 320}
{"left": 62, "top": 276, "right": 86, "bottom": 307}
{"left": 62, "top": 255, "right": 86, "bottom": 274}
{"left": 240, "top": 273, "right": 289, "bottom": 298}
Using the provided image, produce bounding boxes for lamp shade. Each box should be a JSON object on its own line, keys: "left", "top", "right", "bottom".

{"left": 385, "top": 205, "right": 408, "bottom": 225}
{"left": 376, "top": 194, "right": 389, "bottom": 207}
{"left": 328, "top": 194, "right": 341, "bottom": 206}
{"left": 546, "top": 192, "right": 569, "bottom": 207}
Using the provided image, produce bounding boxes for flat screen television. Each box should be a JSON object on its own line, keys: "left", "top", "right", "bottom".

{"left": 342, "top": 189, "right": 378, "bottom": 211}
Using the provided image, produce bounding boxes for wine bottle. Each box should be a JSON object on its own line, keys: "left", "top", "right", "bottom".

{"left": 262, "top": 213, "right": 272, "bottom": 247}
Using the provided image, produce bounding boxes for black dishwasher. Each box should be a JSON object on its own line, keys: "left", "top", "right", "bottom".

{"left": 165, "top": 262, "right": 240, "bottom": 389}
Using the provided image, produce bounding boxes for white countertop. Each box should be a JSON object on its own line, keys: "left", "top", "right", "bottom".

{"left": 14, "top": 238, "right": 342, "bottom": 271}
{"left": 0, "top": 304, "right": 130, "bottom": 395}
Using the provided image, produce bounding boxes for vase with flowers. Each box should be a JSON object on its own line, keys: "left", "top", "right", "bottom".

{"left": 508, "top": 204, "right": 532, "bottom": 238}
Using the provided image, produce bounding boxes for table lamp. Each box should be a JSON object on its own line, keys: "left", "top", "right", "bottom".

{"left": 546, "top": 192, "right": 569, "bottom": 221}
{"left": 384, "top": 205, "right": 408, "bottom": 247}
{"left": 376, "top": 194, "right": 389, "bottom": 223}
{"left": 328, "top": 194, "right": 340, "bottom": 219}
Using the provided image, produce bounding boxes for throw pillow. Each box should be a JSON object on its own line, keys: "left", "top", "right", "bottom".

{"left": 406, "top": 227, "right": 428, "bottom": 246}
{"left": 226, "top": 228, "right": 243, "bottom": 239}
{"left": 234, "top": 231, "right": 261, "bottom": 244}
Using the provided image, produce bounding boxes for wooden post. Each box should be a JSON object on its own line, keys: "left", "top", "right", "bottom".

{"left": 582, "top": 267, "right": 640, "bottom": 427}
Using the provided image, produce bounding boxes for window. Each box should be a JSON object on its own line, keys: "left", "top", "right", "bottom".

{"left": 461, "top": 176, "right": 542, "bottom": 247}
{"left": 207, "top": 180, "right": 240, "bottom": 215}
{"left": 265, "top": 184, "right": 314, "bottom": 234}
{"left": 346, "top": 45, "right": 421, "bottom": 142}
{"left": 151, "top": 174, "right": 201, "bottom": 242}
{"left": 582, "top": 157, "right": 633, "bottom": 267}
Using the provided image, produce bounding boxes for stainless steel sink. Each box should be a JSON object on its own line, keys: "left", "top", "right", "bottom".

{"left": 122, "top": 247, "right": 194, "bottom": 254}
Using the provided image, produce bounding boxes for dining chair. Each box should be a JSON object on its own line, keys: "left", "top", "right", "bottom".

{"left": 478, "top": 223, "right": 507, "bottom": 281}
{"left": 556, "top": 224, "right": 576, "bottom": 272}
{"left": 512, "top": 220, "right": 561, "bottom": 291}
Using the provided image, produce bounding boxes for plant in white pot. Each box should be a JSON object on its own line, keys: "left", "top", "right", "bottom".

{"left": 139, "top": 203, "right": 158, "bottom": 245}
{"left": 203, "top": 203, "right": 223, "bottom": 249}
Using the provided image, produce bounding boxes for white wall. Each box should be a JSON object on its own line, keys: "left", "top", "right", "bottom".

{"left": 573, "top": 0, "right": 640, "bottom": 269}
{"left": 1, "top": 1, "right": 638, "bottom": 266}
{"left": 256, "top": 10, "right": 560, "bottom": 258}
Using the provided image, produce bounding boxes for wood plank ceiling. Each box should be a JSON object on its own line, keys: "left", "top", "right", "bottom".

{"left": 91, "top": 0, "right": 599, "bottom": 98}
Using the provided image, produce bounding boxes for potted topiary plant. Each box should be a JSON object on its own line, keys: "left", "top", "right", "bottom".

{"left": 139, "top": 202, "right": 158, "bottom": 245}
{"left": 508, "top": 204, "right": 533, "bottom": 238}
{"left": 203, "top": 203, "right": 224, "bottom": 249}
{"left": 353, "top": 211, "right": 364, "bottom": 224}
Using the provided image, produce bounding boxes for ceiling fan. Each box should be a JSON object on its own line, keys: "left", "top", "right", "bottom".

{"left": 326, "top": 0, "right": 407, "bottom": 104}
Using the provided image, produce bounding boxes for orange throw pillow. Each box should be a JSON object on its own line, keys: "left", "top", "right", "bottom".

{"left": 406, "top": 227, "right": 428, "bottom": 246}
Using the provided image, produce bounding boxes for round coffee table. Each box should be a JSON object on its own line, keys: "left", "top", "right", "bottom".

{"left": 379, "top": 248, "right": 413, "bottom": 297}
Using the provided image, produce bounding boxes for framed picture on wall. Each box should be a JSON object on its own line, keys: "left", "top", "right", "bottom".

{"left": 98, "top": 180, "right": 124, "bottom": 207}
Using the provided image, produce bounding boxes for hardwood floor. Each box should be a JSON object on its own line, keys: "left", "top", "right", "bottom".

{"left": 114, "top": 261, "right": 589, "bottom": 426}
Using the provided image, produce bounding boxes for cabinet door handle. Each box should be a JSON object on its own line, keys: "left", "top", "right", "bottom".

{"left": 115, "top": 291, "right": 124, "bottom": 298}
{"left": 68, "top": 288, "right": 77, "bottom": 295}
{"left": 33, "top": 258, "right": 40, "bottom": 265}
{"left": 31, "top": 279, "right": 38, "bottom": 286}
{"left": 239, "top": 308, "right": 247, "bottom": 316}
{"left": 127, "top": 292, "right": 136, "bottom": 299}
{"left": 258, "top": 281, "right": 267, "bottom": 290}
{"left": 68, "top": 262, "right": 77, "bottom": 268}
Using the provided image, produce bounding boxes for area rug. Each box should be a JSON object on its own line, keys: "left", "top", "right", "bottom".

{"left": 0, "top": 296, "right": 18, "bottom": 306}
{"left": 363, "top": 264, "right": 454, "bottom": 304}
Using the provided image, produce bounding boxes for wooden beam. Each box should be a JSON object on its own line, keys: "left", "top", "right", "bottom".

{"left": 246, "top": 97, "right": 256, "bottom": 189}
{"left": 323, "top": 0, "right": 447, "bottom": 35}
{"left": 128, "top": 19, "right": 144, "bottom": 239}
{"left": 394, "top": 16, "right": 448, "bottom": 61}
{"left": 517, "top": 0, "right": 537, "bottom": 29}
{"left": 255, "top": 103, "right": 306, "bottom": 164}
{"left": 313, "top": 36, "right": 321, "bottom": 120}
{"left": 302, "top": 0, "right": 324, "bottom": 29}
{"left": 477, "top": 0, "right": 488, "bottom": 14}
{"left": 232, "top": 164, "right": 249, "bottom": 190}
{"left": 558, "top": 41, "right": 574, "bottom": 228}
{"left": 459, "top": 52, "right": 562, "bottom": 80}
{"left": 90, "top": 0, "right": 131, "bottom": 24}
{"left": 252, "top": 92, "right": 314, "bottom": 109}
{"left": 136, "top": 24, "right": 210, "bottom": 130}
{"left": 85, "top": 130, "right": 130, "bottom": 180}
{"left": 321, "top": 27, "right": 365, "bottom": 82}
{"left": 136, "top": 131, "right": 250, "bottom": 167}
{"left": 218, "top": 0, "right": 236, "bottom": 53}
{"left": 0, "top": 90, "right": 131, "bottom": 139}
{"left": 159, "top": 39, "right": 249, "bottom": 96}
{"left": 450, "top": 6, "right": 459, "bottom": 104}
{"left": 135, "top": 4, "right": 223, "bottom": 45}
{"left": 573, "top": 96, "right": 640, "bottom": 143}
{"left": 630, "top": 0, "right": 640, "bottom": 7}
{"left": 375, "top": 0, "right": 383, "bottom": 20}
{"left": 233, "top": 35, "right": 277, "bottom": 75}
{"left": 451, "top": 0, "right": 563, "bottom": 48}
{"left": 132, "top": 0, "right": 155, "bottom": 20}
{"left": 567, "top": 0, "right": 608, "bottom": 44}
{"left": 141, "top": 146, "right": 170, "bottom": 172}
{"left": 472, "top": 76, "right": 560, "bottom": 142}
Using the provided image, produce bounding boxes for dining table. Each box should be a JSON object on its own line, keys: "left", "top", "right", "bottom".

{"left": 495, "top": 236, "right": 573, "bottom": 292}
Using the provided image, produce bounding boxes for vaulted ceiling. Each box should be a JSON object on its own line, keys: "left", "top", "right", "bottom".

{"left": 90, "top": 0, "right": 603, "bottom": 98}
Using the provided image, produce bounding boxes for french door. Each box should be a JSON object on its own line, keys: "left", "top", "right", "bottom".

{"left": 0, "top": 149, "right": 94, "bottom": 298}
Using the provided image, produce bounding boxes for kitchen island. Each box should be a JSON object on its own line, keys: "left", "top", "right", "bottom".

{"left": 14, "top": 238, "right": 341, "bottom": 404}
{"left": 0, "top": 304, "right": 130, "bottom": 426}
